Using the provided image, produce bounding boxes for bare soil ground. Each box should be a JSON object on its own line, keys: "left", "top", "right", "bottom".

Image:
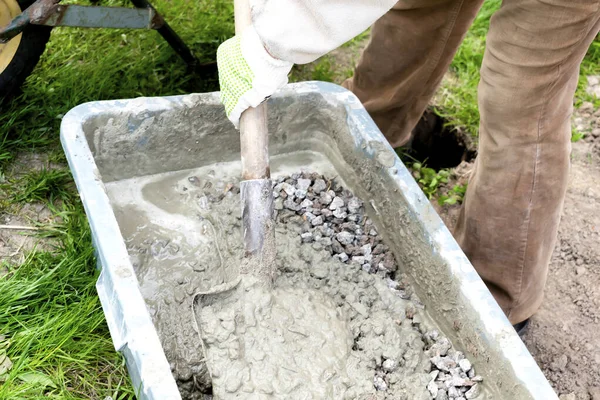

{"left": 0, "top": 153, "right": 60, "bottom": 267}
{"left": 526, "top": 94, "right": 600, "bottom": 400}
{"left": 433, "top": 97, "right": 600, "bottom": 399}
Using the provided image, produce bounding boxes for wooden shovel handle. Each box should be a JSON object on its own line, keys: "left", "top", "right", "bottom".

{"left": 235, "top": 0, "right": 270, "bottom": 181}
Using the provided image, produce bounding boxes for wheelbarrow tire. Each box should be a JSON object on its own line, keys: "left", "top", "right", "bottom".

{"left": 0, "top": 0, "right": 52, "bottom": 102}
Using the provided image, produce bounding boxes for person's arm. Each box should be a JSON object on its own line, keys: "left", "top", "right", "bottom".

{"left": 251, "top": 0, "right": 397, "bottom": 64}
{"left": 218, "top": 0, "right": 397, "bottom": 127}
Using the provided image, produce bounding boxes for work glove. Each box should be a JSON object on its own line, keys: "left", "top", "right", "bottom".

{"left": 217, "top": 26, "right": 293, "bottom": 128}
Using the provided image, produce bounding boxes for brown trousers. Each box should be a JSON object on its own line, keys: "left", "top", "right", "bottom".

{"left": 343, "top": 0, "right": 600, "bottom": 324}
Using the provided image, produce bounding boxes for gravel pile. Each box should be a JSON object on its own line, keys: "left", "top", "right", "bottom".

{"left": 422, "top": 330, "right": 483, "bottom": 399}
{"left": 272, "top": 172, "right": 484, "bottom": 399}
{"left": 273, "top": 172, "right": 398, "bottom": 276}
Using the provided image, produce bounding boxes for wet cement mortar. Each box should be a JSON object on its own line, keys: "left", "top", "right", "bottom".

{"left": 108, "top": 166, "right": 485, "bottom": 400}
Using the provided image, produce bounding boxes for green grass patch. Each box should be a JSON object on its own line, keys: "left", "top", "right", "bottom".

{"left": 571, "top": 129, "right": 586, "bottom": 143}
{"left": 0, "top": 2, "right": 236, "bottom": 397}
{"left": 310, "top": 56, "right": 336, "bottom": 82}
{"left": 341, "top": 29, "right": 370, "bottom": 49}
{"left": 434, "top": 0, "right": 498, "bottom": 136}
{"left": 576, "top": 36, "right": 600, "bottom": 106}
{"left": 0, "top": 206, "right": 134, "bottom": 399}
{"left": 0, "top": 0, "right": 234, "bottom": 169}
{"left": 8, "top": 169, "right": 75, "bottom": 204}
{"left": 439, "top": 183, "right": 468, "bottom": 206}
{"left": 408, "top": 161, "right": 451, "bottom": 200}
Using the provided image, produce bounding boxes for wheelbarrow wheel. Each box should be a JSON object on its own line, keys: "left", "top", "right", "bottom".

{"left": 0, "top": 0, "right": 51, "bottom": 101}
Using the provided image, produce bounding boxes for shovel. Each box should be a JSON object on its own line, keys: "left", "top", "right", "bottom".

{"left": 192, "top": 0, "right": 276, "bottom": 296}
{"left": 192, "top": 0, "right": 277, "bottom": 385}
{"left": 234, "top": 0, "right": 277, "bottom": 287}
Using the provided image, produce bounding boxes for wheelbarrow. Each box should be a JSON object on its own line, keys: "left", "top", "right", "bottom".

{"left": 0, "top": 0, "right": 213, "bottom": 100}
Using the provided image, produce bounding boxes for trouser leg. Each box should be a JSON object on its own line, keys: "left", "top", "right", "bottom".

{"left": 343, "top": 0, "right": 485, "bottom": 147}
{"left": 454, "top": 0, "right": 600, "bottom": 324}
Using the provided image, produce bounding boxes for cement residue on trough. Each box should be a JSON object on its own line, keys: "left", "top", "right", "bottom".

{"left": 105, "top": 151, "right": 485, "bottom": 399}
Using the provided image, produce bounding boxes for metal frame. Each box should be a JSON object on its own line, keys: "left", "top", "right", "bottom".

{"left": 60, "top": 81, "right": 558, "bottom": 400}
{"left": 0, "top": 0, "right": 197, "bottom": 67}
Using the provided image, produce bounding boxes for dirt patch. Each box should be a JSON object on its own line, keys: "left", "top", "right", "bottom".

{"left": 586, "top": 76, "right": 600, "bottom": 99}
{"left": 573, "top": 100, "right": 600, "bottom": 148}
{"left": 0, "top": 152, "right": 62, "bottom": 265}
{"left": 5, "top": 152, "right": 63, "bottom": 177}
{"left": 0, "top": 204, "right": 55, "bottom": 265}
{"left": 522, "top": 137, "right": 600, "bottom": 400}
{"left": 429, "top": 101, "right": 600, "bottom": 399}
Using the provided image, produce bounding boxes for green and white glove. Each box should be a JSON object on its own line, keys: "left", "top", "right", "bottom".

{"left": 217, "top": 26, "right": 293, "bottom": 128}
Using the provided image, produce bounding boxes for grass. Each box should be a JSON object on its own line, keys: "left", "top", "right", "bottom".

{"left": 439, "top": 183, "right": 468, "bottom": 206}
{"left": 0, "top": 207, "right": 134, "bottom": 399}
{"left": 571, "top": 129, "right": 586, "bottom": 143}
{"left": 0, "top": 0, "right": 598, "bottom": 398}
{"left": 0, "top": 1, "right": 235, "bottom": 398}
{"left": 10, "top": 169, "right": 75, "bottom": 203}
{"left": 0, "top": 0, "right": 235, "bottom": 168}
{"left": 576, "top": 37, "right": 600, "bottom": 108}
{"left": 406, "top": 160, "right": 467, "bottom": 206}
{"left": 409, "top": 162, "right": 452, "bottom": 199}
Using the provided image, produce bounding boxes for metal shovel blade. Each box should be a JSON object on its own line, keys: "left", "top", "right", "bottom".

{"left": 239, "top": 178, "right": 276, "bottom": 280}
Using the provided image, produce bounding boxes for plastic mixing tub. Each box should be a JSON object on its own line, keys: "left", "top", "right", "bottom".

{"left": 60, "top": 82, "right": 557, "bottom": 400}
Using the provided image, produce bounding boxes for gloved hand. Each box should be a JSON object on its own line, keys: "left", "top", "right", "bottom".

{"left": 217, "top": 26, "right": 293, "bottom": 128}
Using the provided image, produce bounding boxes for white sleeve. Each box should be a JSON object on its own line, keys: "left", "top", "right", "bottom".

{"left": 250, "top": 0, "right": 397, "bottom": 65}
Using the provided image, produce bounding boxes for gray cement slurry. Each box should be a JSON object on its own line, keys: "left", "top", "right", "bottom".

{"left": 106, "top": 151, "right": 485, "bottom": 399}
